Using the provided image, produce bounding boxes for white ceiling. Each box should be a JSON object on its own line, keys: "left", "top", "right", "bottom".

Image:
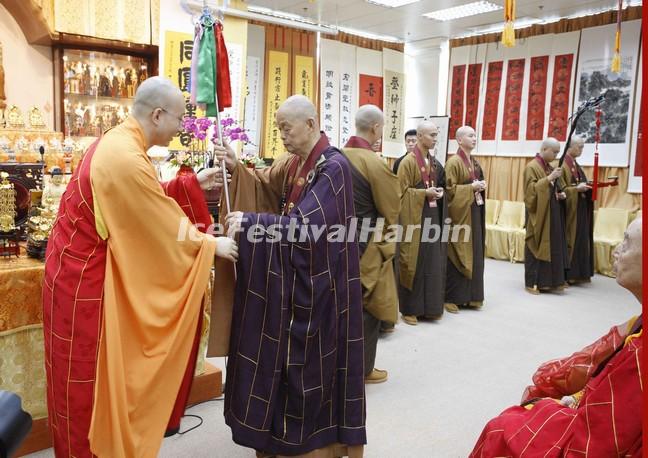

{"left": 243, "top": 0, "right": 637, "bottom": 42}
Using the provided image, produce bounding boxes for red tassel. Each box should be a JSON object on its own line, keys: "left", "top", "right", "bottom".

{"left": 215, "top": 22, "right": 232, "bottom": 109}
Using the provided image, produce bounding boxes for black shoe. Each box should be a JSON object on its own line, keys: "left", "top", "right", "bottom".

{"left": 164, "top": 427, "right": 180, "bottom": 437}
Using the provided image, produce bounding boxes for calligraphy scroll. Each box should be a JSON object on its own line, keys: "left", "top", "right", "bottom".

{"left": 464, "top": 63, "right": 482, "bottom": 129}
{"left": 384, "top": 70, "right": 405, "bottom": 144}
{"left": 359, "top": 74, "right": 383, "bottom": 107}
{"left": 634, "top": 110, "right": 642, "bottom": 176}
{"left": 294, "top": 55, "right": 314, "bottom": 102}
{"left": 482, "top": 61, "right": 503, "bottom": 140}
{"left": 340, "top": 71, "right": 354, "bottom": 146}
{"left": 164, "top": 31, "right": 199, "bottom": 150}
{"left": 526, "top": 56, "right": 549, "bottom": 140}
{"left": 501, "top": 59, "right": 525, "bottom": 141}
{"left": 547, "top": 54, "right": 574, "bottom": 141}
{"left": 263, "top": 50, "right": 289, "bottom": 158}
{"left": 449, "top": 65, "right": 466, "bottom": 138}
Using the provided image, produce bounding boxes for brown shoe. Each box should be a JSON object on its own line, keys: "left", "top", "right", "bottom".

{"left": 467, "top": 301, "right": 483, "bottom": 309}
{"left": 423, "top": 314, "right": 443, "bottom": 321}
{"left": 402, "top": 315, "right": 418, "bottom": 325}
{"left": 525, "top": 286, "right": 540, "bottom": 295}
{"left": 364, "top": 368, "right": 388, "bottom": 384}
{"left": 380, "top": 326, "right": 395, "bottom": 334}
{"left": 444, "top": 303, "right": 459, "bottom": 314}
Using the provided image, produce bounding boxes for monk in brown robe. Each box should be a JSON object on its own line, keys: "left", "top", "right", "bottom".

{"left": 559, "top": 135, "right": 594, "bottom": 284}
{"left": 524, "top": 137, "right": 569, "bottom": 293}
{"left": 398, "top": 121, "right": 447, "bottom": 324}
{"left": 444, "top": 126, "right": 486, "bottom": 312}
{"left": 342, "top": 104, "right": 401, "bottom": 384}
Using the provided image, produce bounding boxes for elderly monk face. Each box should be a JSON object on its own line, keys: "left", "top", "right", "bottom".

{"left": 405, "top": 134, "right": 417, "bottom": 153}
{"left": 569, "top": 138, "right": 585, "bottom": 158}
{"left": 613, "top": 218, "right": 642, "bottom": 298}
{"left": 541, "top": 142, "right": 561, "bottom": 162}
{"left": 417, "top": 125, "right": 438, "bottom": 151}
{"left": 275, "top": 108, "right": 317, "bottom": 156}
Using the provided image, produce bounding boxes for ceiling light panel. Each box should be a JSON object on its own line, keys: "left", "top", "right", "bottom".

{"left": 366, "top": 0, "right": 420, "bottom": 7}
{"left": 423, "top": 1, "right": 503, "bottom": 22}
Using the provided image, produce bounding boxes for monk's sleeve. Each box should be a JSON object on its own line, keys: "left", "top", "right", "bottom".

{"left": 88, "top": 150, "right": 217, "bottom": 457}
{"left": 162, "top": 172, "right": 213, "bottom": 230}
{"left": 524, "top": 165, "right": 551, "bottom": 214}
{"left": 370, "top": 160, "right": 401, "bottom": 226}
{"left": 397, "top": 158, "right": 425, "bottom": 224}
{"left": 445, "top": 159, "right": 473, "bottom": 225}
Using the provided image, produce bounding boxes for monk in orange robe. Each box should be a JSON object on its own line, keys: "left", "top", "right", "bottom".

{"left": 470, "top": 218, "right": 643, "bottom": 457}
{"left": 42, "top": 76, "right": 238, "bottom": 457}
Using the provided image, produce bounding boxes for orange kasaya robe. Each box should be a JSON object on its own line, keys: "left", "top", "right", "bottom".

{"left": 42, "top": 117, "right": 216, "bottom": 457}
{"left": 470, "top": 316, "right": 643, "bottom": 457}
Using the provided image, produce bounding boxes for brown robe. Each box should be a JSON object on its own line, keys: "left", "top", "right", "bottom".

{"left": 397, "top": 152, "right": 448, "bottom": 318}
{"left": 342, "top": 146, "right": 401, "bottom": 323}
{"left": 444, "top": 152, "right": 485, "bottom": 305}
{"left": 523, "top": 157, "right": 568, "bottom": 289}
{"left": 560, "top": 157, "right": 594, "bottom": 281}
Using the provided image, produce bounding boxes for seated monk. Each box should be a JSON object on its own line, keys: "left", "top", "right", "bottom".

{"left": 470, "top": 218, "right": 643, "bottom": 457}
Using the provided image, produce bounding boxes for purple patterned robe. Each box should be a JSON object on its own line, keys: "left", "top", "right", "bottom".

{"left": 224, "top": 147, "right": 367, "bottom": 455}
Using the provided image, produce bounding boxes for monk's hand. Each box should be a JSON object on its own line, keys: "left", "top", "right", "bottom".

{"left": 215, "top": 236, "right": 239, "bottom": 263}
{"left": 225, "top": 211, "right": 245, "bottom": 239}
{"left": 197, "top": 167, "right": 221, "bottom": 190}
{"left": 211, "top": 167, "right": 232, "bottom": 189}
{"left": 548, "top": 168, "right": 562, "bottom": 183}
{"left": 560, "top": 395, "right": 576, "bottom": 408}
{"left": 557, "top": 191, "right": 567, "bottom": 200}
{"left": 425, "top": 187, "right": 443, "bottom": 199}
{"left": 576, "top": 182, "right": 591, "bottom": 192}
{"left": 213, "top": 140, "right": 237, "bottom": 172}
{"left": 471, "top": 180, "right": 486, "bottom": 192}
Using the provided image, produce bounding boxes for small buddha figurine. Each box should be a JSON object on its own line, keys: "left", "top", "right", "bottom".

{"left": 42, "top": 167, "right": 66, "bottom": 210}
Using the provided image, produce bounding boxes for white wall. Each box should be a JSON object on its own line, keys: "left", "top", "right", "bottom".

{"left": 0, "top": 3, "right": 55, "bottom": 129}
{"left": 404, "top": 39, "right": 449, "bottom": 127}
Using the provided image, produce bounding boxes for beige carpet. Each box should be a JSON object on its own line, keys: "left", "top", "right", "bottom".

{"left": 27, "top": 259, "right": 639, "bottom": 457}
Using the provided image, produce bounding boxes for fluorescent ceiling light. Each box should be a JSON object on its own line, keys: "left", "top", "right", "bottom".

{"left": 423, "top": 1, "right": 502, "bottom": 22}
{"left": 366, "top": 0, "right": 420, "bottom": 7}
{"left": 337, "top": 25, "right": 402, "bottom": 43}
{"left": 452, "top": 17, "right": 542, "bottom": 39}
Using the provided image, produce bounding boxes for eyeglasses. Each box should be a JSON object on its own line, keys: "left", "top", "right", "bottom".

{"left": 158, "top": 107, "right": 185, "bottom": 124}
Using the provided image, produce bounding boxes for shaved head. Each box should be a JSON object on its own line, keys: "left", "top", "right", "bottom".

{"left": 133, "top": 76, "right": 184, "bottom": 118}
{"left": 456, "top": 125, "right": 477, "bottom": 153}
{"left": 416, "top": 121, "right": 439, "bottom": 151}
{"left": 568, "top": 135, "right": 585, "bottom": 158}
{"left": 131, "top": 76, "right": 186, "bottom": 148}
{"left": 355, "top": 105, "right": 384, "bottom": 133}
{"left": 275, "top": 95, "right": 321, "bottom": 157}
{"left": 276, "top": 95, "right": 318, "bottom": 124}
{"left": 540, "top": 137, "right": 561, "bottom": 162}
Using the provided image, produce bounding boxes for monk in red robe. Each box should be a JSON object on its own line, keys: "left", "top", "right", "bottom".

{"left": 42, "top": 76, "right": 238, "bottom": 457}
{"left": 470, "top": 217, "right": 643, "bottom": 457}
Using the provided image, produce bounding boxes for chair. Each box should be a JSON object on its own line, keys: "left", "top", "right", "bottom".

{"left": 487, "top": 200, "right": 525, "bottom": 262}
{"left": 485, "top": 199, "right": 502, "bottom": 259}
{"left": 593, "top": 208, "right": 631, "bottom": 277}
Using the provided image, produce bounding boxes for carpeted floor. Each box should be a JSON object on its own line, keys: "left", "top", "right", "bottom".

{"left": 27, "top": 259, "right": 639, "bottom": 457}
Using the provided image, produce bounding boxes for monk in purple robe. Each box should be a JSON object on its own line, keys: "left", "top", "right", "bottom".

{"left": 214, "top": 95, "right": 366, "bottom": 457}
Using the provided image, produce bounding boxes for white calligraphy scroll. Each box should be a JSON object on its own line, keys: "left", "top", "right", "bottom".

{"left": 382, "top": 48, "right": 405, "bottom": 158}
{"left": 338, "top": 42, "right": 357, "bottom": 147}
{"left": 320, "top": 39, "right": 341, "bottom": 145}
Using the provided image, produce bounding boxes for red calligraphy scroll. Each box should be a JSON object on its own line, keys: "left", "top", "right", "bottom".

{"left": 547, "top": 54, "right": 574, "bottom": 141}
{"left": 526, "top": 56, "right": 549, "bottom": 140}
{"left": 501, "top": 59, "right": 526, "bottom": 141}
{"left": 464, "top": 63, "right": 482, "bottom": 130}
{"left": 482, "top": 61, "right": 503, "bottom": 140}
{"left": 359, "top": 74, "right": 383, "bottom": 107}
{"left": 449, "top": 65, "right": 466, "bottom": 137}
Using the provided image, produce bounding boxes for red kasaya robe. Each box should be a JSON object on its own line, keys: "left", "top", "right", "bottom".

{"left": 43, "top": 117, "right": 216, "bottom": 457}
{"left": 470, "top": 316, "right": 643, "bottom": 457}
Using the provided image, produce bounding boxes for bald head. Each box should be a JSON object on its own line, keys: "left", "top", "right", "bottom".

{"left": 132, "top": 76, "right": 184, "bottom": 118}
{"left": 355, "top": 105, "right": 384, "bottom": 133}
{"left": 613, "top": 217, "right": 642, "bottom": 302}
{"left": 540, "top": 137, "right": 561, "bottom": 162}
{"left": 276, "top": 95, "right": 318, "bottom": 124}
{"left": 456, "top": 125, "right": 477, "bottom": 153}
{"left": 567, "top": 135, "right": 585, "bottom": 158}
{"left": 131, "top": 76, "right": 185, "bottom": 148}
{"left": 275, "top": 95, "right": 320, "bottom": 157}
{"left": 416, "top": 121, "right": 439, "bottom": 151}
